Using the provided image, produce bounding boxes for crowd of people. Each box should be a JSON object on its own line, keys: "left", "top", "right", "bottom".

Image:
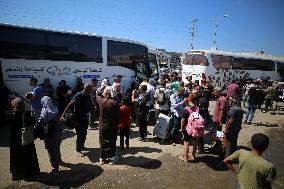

{"left": 8, "top": 73, "right": 279, "bottom": 188}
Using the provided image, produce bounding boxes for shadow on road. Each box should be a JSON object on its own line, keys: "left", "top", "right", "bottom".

{"left": 82, "top": 147, "right": 101, "bottom": 163}
{"left": 123, "top": 146, "right": 162, "bottom": 155}
{"left": 26, "top": 163, "right": 103, "bottom": 189}
{"left": 115, "top": 146, "right": 162, "bottom": 168}
{"left": 252, "top": 122, "right": 280, "bottom": 128}
{"left": 116, "top": 156, "right": 162, "bottom": 169}
{"left": 83, "top": 146, "right": 162, "bottom": 168}
{"left": 61, "top": 128, "right": 76, "bottom": 140}
{"left": 196, "top": 155, "right": 228, "bottom": 171}
{"left": 128, "top": 129, "right": 152, "bottom": 140}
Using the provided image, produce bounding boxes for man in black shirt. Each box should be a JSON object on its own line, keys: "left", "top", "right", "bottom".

{"left": 60, "top": 83, "right": 93, "bottom": 155}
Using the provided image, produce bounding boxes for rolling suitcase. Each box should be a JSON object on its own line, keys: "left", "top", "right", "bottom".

{"left": 153, "top": 113, "right": 172, "bottom": 141}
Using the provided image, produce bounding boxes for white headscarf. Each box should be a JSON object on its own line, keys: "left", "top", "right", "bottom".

{"left": 97, "top": 78, "right": 109, "bottom": 93}
{"left": 101, "top": 79, "right": 109, "bottom": 88}
{"left": 103, "top": 86, "right": 113, "bottom": 98}
{"left": 40, "top": 96, "right": 58, "bottom": 122}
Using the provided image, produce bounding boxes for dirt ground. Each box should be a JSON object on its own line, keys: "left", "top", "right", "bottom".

{"left": 0, "top": 102, "right": 283, "bottom": 189}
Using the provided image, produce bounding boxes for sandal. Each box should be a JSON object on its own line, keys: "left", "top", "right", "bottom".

{"left": 179, "top": 155, "right": 189, "bottom": 163}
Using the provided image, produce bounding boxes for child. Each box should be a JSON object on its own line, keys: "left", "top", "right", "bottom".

{"left": 223, "top": 133, "right": 276, "bottom": 189}
{"left": 119, "top": 97, "right": 133, "bottom": 149}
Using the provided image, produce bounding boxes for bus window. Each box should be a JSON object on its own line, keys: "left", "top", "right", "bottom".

{"left": 232, "top": 58, "right": 244, "bottom": 69}
{"left": 212, "top": 55, "right": 232, "bottom": 69}
{"left": 46, "top": 33, "right": 102, "bottom": 62}
{"left": 0, "top": 25, "right": 103, "bottom": 62}
{"left": 0, "top": 25, "right": 45, "bottom": 59}
{"left": 147, "top": 53, "right": 159, "bottom": 79}
{"left": 232, "top": 58, "right": 275, "bottom": 71}
{"left": 107, "top": 40, "right": 147, "bottom": 70}
{"left": 253, "top": 59, "right": 274, "bottom": 71}
{"left": 184, "top": 54, "right": 209, "bottom": 66}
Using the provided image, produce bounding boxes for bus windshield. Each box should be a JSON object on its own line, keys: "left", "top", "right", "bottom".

{"left": 183, "top": 54, "right": 209, "bottom": 66}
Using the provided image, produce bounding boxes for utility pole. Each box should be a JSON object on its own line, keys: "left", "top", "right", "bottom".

{"left": 209, "top": 14, "right": 228, "bottom": 50}
{"left": 189, "top": 19, "right": 198, "bottom": 50}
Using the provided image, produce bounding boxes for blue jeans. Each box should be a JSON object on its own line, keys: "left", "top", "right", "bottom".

{"left": 245, "top": 104, "right": 256, "bottom": 123}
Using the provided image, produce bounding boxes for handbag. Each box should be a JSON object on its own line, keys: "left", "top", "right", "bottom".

{"left": 21, "top": 126, "right": 34, "bottom": 145}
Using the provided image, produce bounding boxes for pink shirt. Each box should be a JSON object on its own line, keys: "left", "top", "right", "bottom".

{"left": 213, "top": 96, "right": 227, "bottom": 123}
{"left": 227, "top": 83, "right": 240, "bottom": 99}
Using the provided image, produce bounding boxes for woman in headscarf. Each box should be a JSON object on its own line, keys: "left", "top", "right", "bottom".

{"left": 112, "top": 82, "right": 122, "bottom": 102}
{"left": 9, "top": 98, "right": 40, "bottom": 180}
{"left": 97, "top": 78, "right": 109, "bottom": 94}
{"left": 96, "top": 86, "right": 120, "bottom": 165}
{"left": 40, "top": 95, "right": 63, "bottom": 172}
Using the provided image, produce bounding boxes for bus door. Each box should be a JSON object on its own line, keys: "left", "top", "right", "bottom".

{"left": 147, "top": 53, "right": 159, "bottom": 80}
{"left": 134, "top": 60, "right": 148, "bottom": 83}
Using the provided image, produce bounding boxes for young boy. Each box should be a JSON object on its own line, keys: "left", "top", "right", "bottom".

{"left": 118, "top": 97, "right": 133, "bottom": 149}
{"left": 223, "top": 133, "right": 276, "bottom": 189}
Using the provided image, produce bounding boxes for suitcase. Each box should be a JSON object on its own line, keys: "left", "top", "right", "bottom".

{"left": 153, "top": 113, "right": 172, "bottom": 140}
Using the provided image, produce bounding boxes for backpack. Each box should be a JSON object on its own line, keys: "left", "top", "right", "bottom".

{"left": 157, "top": 89, "right": 166, "bottom": 105}
{"left": 185, "top": 107, "right": 204, "bottom": 138}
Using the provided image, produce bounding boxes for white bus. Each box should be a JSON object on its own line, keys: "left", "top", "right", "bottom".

{"left": 0, "top": 23, "right": 161, "bottom": 97}
{"left": 181, "top": 50, "right": 284, "bottom": 88}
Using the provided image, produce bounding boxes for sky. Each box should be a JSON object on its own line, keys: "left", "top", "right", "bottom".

{"left": 0, "top": 0, "right": 284, "bottom": 56}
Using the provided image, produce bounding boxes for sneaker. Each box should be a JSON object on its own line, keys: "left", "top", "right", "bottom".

{"left": 179, "top": 156, "right": 189, "bottom": 163}
{"left": 75, "top": 150, "right": 84, "bottom": 157}
{"left": 138, "top": 137, "right": 143, "bottom": 141}
{"left": 99, "top": 158, "right": 105, "bottom": 165}
{"left": 248, "top": 122, "right": 252, "bottom": 125}
{"left": 109, "top": 156, "right": 118, "bottom": 165}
